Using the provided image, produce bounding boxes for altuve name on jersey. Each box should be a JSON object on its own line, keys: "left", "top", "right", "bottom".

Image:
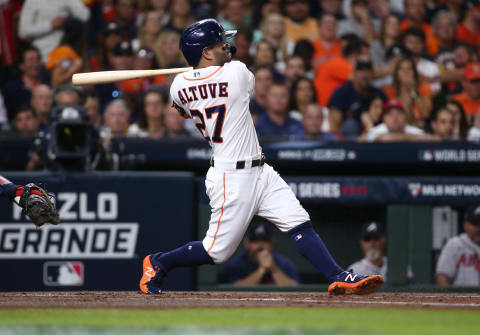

{"left": 177, "top": 82, "right": 229, "bottom": 104}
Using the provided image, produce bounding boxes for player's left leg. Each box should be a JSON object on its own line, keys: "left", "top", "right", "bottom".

{"left": 140, "top": 166, "right": 259, "bottom": 294}
{"left": 256, "top": 164, "right": 383, "bottom": 295}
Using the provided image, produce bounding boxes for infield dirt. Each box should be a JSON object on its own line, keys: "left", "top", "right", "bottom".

{"left": 1, "top": 292, "right": 479, "bottom": 310}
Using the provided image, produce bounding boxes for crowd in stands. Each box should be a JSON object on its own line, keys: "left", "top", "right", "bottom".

{"left": 2, "top": 0, "right": 480, "bottom": 145}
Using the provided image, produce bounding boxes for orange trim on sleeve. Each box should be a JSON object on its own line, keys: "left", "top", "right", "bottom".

{"left": 183, "top": 66, "right": 223, "bottom": 81}
{"left": 207, "top": 172, "right": 226, "bottom": 253}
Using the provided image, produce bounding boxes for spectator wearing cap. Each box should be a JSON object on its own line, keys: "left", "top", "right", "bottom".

{"left": 218, "top": 221, "right": 299, "bottom": 286}
{"left": 436, "top": 205, "right": 480, "bottom": 287}
{"left": 383, "top": 57, "right": 433, "bottom": 127}
{"left": 18, "top": 0, "right": 89, "bottom": 62}
{"left": 47, "top": 45, "right": 83, "bottom": 89}
{"left": 430, "top": 106, "right": 455, "bottom": 141}
{"left": 328, "top": 59, "right": 386, "bottom": 139}
{"left": 456, "top": 0, "right": 480, "bottom": 49}
{"left": 348, "top": 222, "right": 387, "bottom": 282}
{"left": 96, "top": 40, "right": 134, "bottom": 111}
{"left": 312, "top": 14, "right": 342, "bottom": 73}
{"left": 452, "top": 63, "right": 480, "bottom": 121}
{"left": 284, "top": 0, "right": 319, "bottom": 45}
{"left": 363, "top": 99, "right": 439, "bottom": 142}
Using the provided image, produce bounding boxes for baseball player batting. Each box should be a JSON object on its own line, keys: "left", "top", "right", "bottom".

{"left": 140, "top": 19, "right": 384, "bottom": 295}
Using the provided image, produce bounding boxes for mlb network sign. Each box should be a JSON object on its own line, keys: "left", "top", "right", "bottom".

{"left": 0, "top": 192, "right": 139, "bottom": 259}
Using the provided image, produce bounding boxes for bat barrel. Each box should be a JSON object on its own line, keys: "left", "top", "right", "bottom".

{"left": 72, "top": 67, "right": 193, "bottom": 86}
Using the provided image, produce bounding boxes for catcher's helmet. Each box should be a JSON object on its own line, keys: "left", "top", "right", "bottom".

{"left": 180, "top": 19, "right": 237, "bottom": 66}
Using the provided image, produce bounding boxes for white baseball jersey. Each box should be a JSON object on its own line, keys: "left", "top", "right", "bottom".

{"left": 348, "top": 257, "right": 388, "bottom": 282}
{"left": 170, "top": 61, "right": 309, "bottom": 263}
{"left": 436, "top": 233, "right": 480, "bottom": 286}
{"left": 170, "top": 61, "right": 261, "bottom": 161}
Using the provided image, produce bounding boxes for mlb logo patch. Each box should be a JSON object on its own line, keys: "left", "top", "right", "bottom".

{"left": 43, "top": 261, "right": 84, "bottom": 286}
{"left": 295, "top": 234, "right": 303, "bottom": 241}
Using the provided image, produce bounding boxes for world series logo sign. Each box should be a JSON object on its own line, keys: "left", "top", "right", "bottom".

{"left": 43, "top": 261, "right": 84, "bottom": 286}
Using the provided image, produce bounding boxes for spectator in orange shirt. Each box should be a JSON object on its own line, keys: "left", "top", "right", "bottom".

{"left": 284, "top": 0, "right": 319, "bottom": 45}
{"left": 383, "top": 57, "right": 433, "bottom": 127}
{"left": 400, "top": 0, "right": 437, "bottom": 56}
{"left": 314, "top": 37, "right": 369, "bottom": 107}
{"left": 312, "top": 13, "right": 342, "bottom": 72}
{"left": 456, "top": 0, "right": 480, "bottom": 49}
{"left": 452, "top": 62, "right": 480, "bottom": 122}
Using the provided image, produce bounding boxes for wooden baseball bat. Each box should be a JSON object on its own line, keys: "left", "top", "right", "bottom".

{"left": 72, "top": 67, "right": 193, "bottom": 86}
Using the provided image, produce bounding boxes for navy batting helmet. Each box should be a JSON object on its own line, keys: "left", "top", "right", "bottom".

{"left": 180, "top": 19, "right": 237, "bottom": 66}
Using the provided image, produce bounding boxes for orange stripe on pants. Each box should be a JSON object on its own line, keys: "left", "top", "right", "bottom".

{"left": 208, "top": 172, "right": 226, "bottom": 252}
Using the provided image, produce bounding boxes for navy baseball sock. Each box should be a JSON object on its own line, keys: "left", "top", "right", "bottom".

{"left": 150, "top": 241, "right": 214, "bottom": 272}
{"left": 288, "top": 221, "right": 343, "bottom": 282}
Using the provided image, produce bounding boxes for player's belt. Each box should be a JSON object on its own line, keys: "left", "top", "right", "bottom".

{"left": 211, "top": 154, "right": 266, "bottom": 169}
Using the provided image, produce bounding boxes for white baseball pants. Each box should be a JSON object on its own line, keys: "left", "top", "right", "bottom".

{"left": 202, "top": 160, "right": 310, "bottom": 263}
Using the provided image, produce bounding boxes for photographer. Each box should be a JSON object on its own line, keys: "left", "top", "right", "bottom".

{"left": 26, "top": 104, "right": 111, "bottom": 171}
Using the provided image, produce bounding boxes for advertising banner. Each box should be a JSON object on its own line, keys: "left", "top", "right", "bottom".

{"left": 0, "top": 172, "right": 195, "bottom": 291}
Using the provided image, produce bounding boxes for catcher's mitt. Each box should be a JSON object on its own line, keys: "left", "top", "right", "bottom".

{"left": 17, "top": 183, "right": 60, "bottom": 227}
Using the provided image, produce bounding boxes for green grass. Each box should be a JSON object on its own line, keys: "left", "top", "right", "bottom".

{"left": 0, "top": 308, "right": 478, "bottom": 335}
